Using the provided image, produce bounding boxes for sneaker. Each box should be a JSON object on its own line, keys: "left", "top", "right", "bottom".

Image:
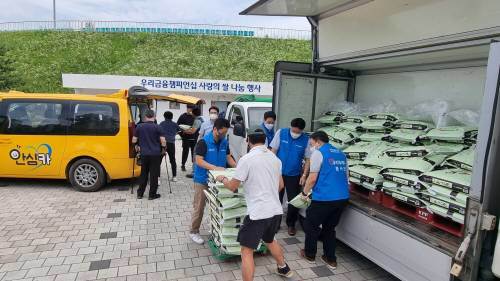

{"left": 148, "top": 194, "right": 161, "bottom": 200}
{"left": 186, "top": 173, "right": 194, "bottom": 178}
{"left": 181, "top": 166, "right": 186, "bottom": 172}
{"left": 189, "top": 233, "right": 204, "bottom": 245}
{"left": 276, "top": 263, "right": 293, "bottom": 278}
{"left": 300, "top": 249, "right": 315, "bottom": 263}
{"left": 288, "top": 227, "right": 297, "bottom": 236}
{"left": 171, "top": 177, "right": 178, "bottom": 182}
{"left": 320, "top": 255, "right": 337, "bottom": 270}
{"left": 137, "top": 195, "right": 143, "bottom": 199}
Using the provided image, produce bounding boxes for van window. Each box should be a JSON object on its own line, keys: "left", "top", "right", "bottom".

{"left": 1, "top": 101, "right": 65, "bottom": 135}
{"left": 69, "top": 102, "right": 119, "bottom": 136}
{"left": 230, "top": 106, "right": 244, "bottom": 127}
{"left": 248, "top": 107, "right": 270, "bottom": 132}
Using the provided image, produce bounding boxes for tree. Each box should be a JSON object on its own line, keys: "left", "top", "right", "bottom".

{"left": 0, "top": 44, "right": 19, "bottom": 90}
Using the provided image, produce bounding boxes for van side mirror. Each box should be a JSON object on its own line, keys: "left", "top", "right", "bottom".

{"left": 233, "top": 123, "right": 246, "bottom": 138}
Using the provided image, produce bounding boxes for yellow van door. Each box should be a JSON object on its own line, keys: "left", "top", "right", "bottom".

{"left": 0, "top": 99, "right": 68, "bottom": 177}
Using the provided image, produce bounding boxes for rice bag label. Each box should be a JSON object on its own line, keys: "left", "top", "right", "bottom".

{"left": 392, "top": 177, "right": 409, "bottom": 186}
{"left": 392, "top": 193, "right": 408, "bottom": 202}
{"left": 430, "top": 197, "right": 449, "bottom": 209}
{"left": 432, "top": 178, "right": 452, "bottom": 189}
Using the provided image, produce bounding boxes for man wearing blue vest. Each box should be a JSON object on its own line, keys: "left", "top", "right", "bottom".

{"left": 270, "top": 118, "right": 311, "bottom": 236}
{"left": 189, "top": 118, "right": 236, "bottom": 244}
{"left": 299, "top": 131, "right": 349, "bottom": 269}
{"left": 260, "top": 111, "right": 276, "bottom": 147}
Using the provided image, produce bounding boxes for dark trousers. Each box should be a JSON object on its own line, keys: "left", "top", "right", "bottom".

{"left": 279, "top": 175, "right": 301, "bottom": 228}
{"left": 138, "top": 155, "right": 161, "bottom": 197}
{"left": 304, "top": 200, "right": 348, "bottom": 261}
{"left": 181, "top": 138, "right": 196, "bottom": 167}
{"left": 162, "top": 142, "right": 177, "bottom": 177}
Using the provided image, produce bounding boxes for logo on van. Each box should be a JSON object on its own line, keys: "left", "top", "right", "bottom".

{"left": 9, "top": 144, "right": 52, "bottom": 168}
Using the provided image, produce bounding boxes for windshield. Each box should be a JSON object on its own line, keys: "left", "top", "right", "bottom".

{"left": 248, "top": 107, "right": 271, "bottom": 132}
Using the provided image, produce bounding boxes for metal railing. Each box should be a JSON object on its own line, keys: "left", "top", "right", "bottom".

{"left": 0, "top": 20, "right": 310, "bottom": 40}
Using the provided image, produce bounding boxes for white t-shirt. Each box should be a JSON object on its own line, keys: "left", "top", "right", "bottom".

{"left": 233, "top": 145, "right": 284, "bottom": 220}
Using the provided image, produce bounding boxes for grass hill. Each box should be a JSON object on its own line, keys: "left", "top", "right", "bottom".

{"left": 0, "top": 31, "right": 311, "bottom": 93}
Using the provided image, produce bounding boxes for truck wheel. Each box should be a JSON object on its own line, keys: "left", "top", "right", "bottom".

{"left": 68, "top": 159, "right": 106, "bottom": 192}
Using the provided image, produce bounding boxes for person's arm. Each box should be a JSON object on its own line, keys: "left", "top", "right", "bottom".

{"left": 300, "top": 158, "right": 310, "bottom": 186}
{"left": 217, "top": 157, "right": 247, "bottom": 191}
{"left": 279, "top": 175, "right": 285, "bottom": 192}
{"left": 216, "top": 176, "right": 241, "bottom": 192}
{"left": 270, "top": 129, "right": 281, "bottom": 154}
{"left": 302, "top": 172, "right": 318, "bottom": 195}
{"left": 132, "top": 126, "right": 140, "bottom": 151}
{"left": 302, "top": 150, "right": 322, "bottom": 196}
{"left": 195, "top": 140, "right": 224, "bottom": 170}
{"left": 227, "top": 155, "right": 236, "bottom": 168}
{"left": 160, "top": 136, "right": 167, "bottom": 148}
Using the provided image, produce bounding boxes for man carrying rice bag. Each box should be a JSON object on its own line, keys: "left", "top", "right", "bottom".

{"left": 300, "top": 131, "right": 350, "bottom": 270}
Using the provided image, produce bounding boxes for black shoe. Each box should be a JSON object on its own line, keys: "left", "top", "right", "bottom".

{"left": 181, "top": 166, "right": 186, "bottom": 172}
{"left": 186, "top": 173, "right": 193, "bottom": 178}
{"left": 148, "top": 194, "right": 161, "bottom": 200}
{"left": 320, "top": 255, "right": 337, "bottom": 270}
{"left": 300, "top": 249, "right": 316, "bottom": 263}
{"left": 276, "top": 263, "right": 293, "bottom": 278}
{"left": 137, "top": 195, "right": 143, "bottom": 199}
{"left": 288, "top": 227, "right": 296, "bottom": 236}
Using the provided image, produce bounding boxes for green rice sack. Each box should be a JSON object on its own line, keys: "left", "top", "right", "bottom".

{"left": 337, "top": 122, "right": 362, "bottom": 132}
{"left": 368, "top": 113, "right": 400, "bottom": 121}
{"left": 425, "top": 126, "right": 478, "bottom": 143}
{"left": 382, "top": 181, "right": 419, "bottom": 194}
{"left": 421, "top": 182, "right": 468, "bottom": 205}
{"left": 349, "top": 165, "right": 384, "bottom": 190}
{"left": 380, "top": 154, "right": 447, "bottom": 175}
{"left": 384, "top": 189, "right": 426, "bottom": 207}
{"left": 444, "top": 146, "right": 475, "bottom": 171}
{"left": 344, "top": 115, "right": 368, "bottom": 124}
{"left": 419, "top": 168, "right": 472, "bottom": 194}
{"left": 359, "top": 119, "right": 394, "bottom": 131}
{"left": 343, "top": 141, "right": 375, "bottom": 160}
{"left": 425, "top": 142, "right": 466, "bottom": 156}
{"left": 385, "top": 145, "right": 429, "bottom": 157}
{"left": 389, "top": 129, "right": 426, "bottom": 144}
{"left": 316, "top": 111, "right": 345, "bottom": 124}
{"left": 419, "top": 193, "right": 466, "bottom": 215}
{"left": 393, "top": 120, "right": 434, "bottom": 131}
{"left": 382, "top": 172, "right": 424, "bottom": 191}
{"left": 359, "top": 132, "right": 389, "bottom": 142}
{"left": 427, "top": 204, "right": 465, "bottom": 224}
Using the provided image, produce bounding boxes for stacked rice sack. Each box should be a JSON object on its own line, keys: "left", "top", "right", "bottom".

{"left": 416, "top": 128, "right": 477, "bottom": 224}
{"left": 205, "top": 169, "right": 248, "bottom": 255}
{"left": 315, "top": 108, "right": 477, "bottom": 225}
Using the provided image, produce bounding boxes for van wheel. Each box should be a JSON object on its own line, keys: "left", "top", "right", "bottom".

{"left": 69, "top": 159, "right": 105, "bottom": 192}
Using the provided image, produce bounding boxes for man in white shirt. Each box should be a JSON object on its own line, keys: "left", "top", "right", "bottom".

{"left": 216, "top": 129, "right": 293, "bottom": 281}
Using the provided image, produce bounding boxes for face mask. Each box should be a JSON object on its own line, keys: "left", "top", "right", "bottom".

{"left": 209, "top": 113, "right": 218, "bottom": 121}
{"left": 290, "top": 132, "right": 301, "bottom": 139}
{"left": 264, "top": 123, "right": 274, "bottom": 130}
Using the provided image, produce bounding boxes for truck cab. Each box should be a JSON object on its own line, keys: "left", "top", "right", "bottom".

{"left": 225, "top": 102, "right": 272, "bottom": 162}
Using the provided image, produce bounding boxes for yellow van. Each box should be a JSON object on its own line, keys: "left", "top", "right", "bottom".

{"left": 0, "top": 88, "right": 202, "bottom": 191}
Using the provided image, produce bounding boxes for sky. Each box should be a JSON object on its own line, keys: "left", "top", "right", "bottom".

{"left": 0, "top": 0, "right": 310, "bottom": 30}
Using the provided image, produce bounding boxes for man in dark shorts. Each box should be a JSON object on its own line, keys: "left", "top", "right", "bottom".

{"left": 216, "top": 129, "right": 293, "bottom": 280}
{"left": 132, "top": 109, "right": 166, "bottom": 200}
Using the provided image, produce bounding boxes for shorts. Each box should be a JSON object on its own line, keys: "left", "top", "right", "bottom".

{"left": 237, "top": 215, "right": 281, "bottom": 249}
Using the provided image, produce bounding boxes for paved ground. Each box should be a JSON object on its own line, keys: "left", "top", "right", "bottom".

{"left": 0, "top": 142, "right": 399, "bottom": 281}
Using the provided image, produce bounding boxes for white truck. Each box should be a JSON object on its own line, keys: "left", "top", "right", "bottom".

{"left": 241, "top": 1, "right": 500, "bottom": 281}
{"left": 225, "top": 101, "right": 272, "bottom": 161}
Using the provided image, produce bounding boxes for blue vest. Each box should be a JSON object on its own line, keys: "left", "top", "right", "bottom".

{"left": 260, "top": 122, "right": 275, "bottom": 145}
{"left": 193, "top": 133, "right": 228, "bottom": 184}
{"left": 312, "top": 143, "right": 350, "bottom": 201}
{"left": 277, "top": 128, "right": 309, "bottom": 176}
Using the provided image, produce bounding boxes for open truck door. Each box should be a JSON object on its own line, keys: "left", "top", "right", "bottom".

{"left": 273, "top": 61, "right": 353, "bottom": 132}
